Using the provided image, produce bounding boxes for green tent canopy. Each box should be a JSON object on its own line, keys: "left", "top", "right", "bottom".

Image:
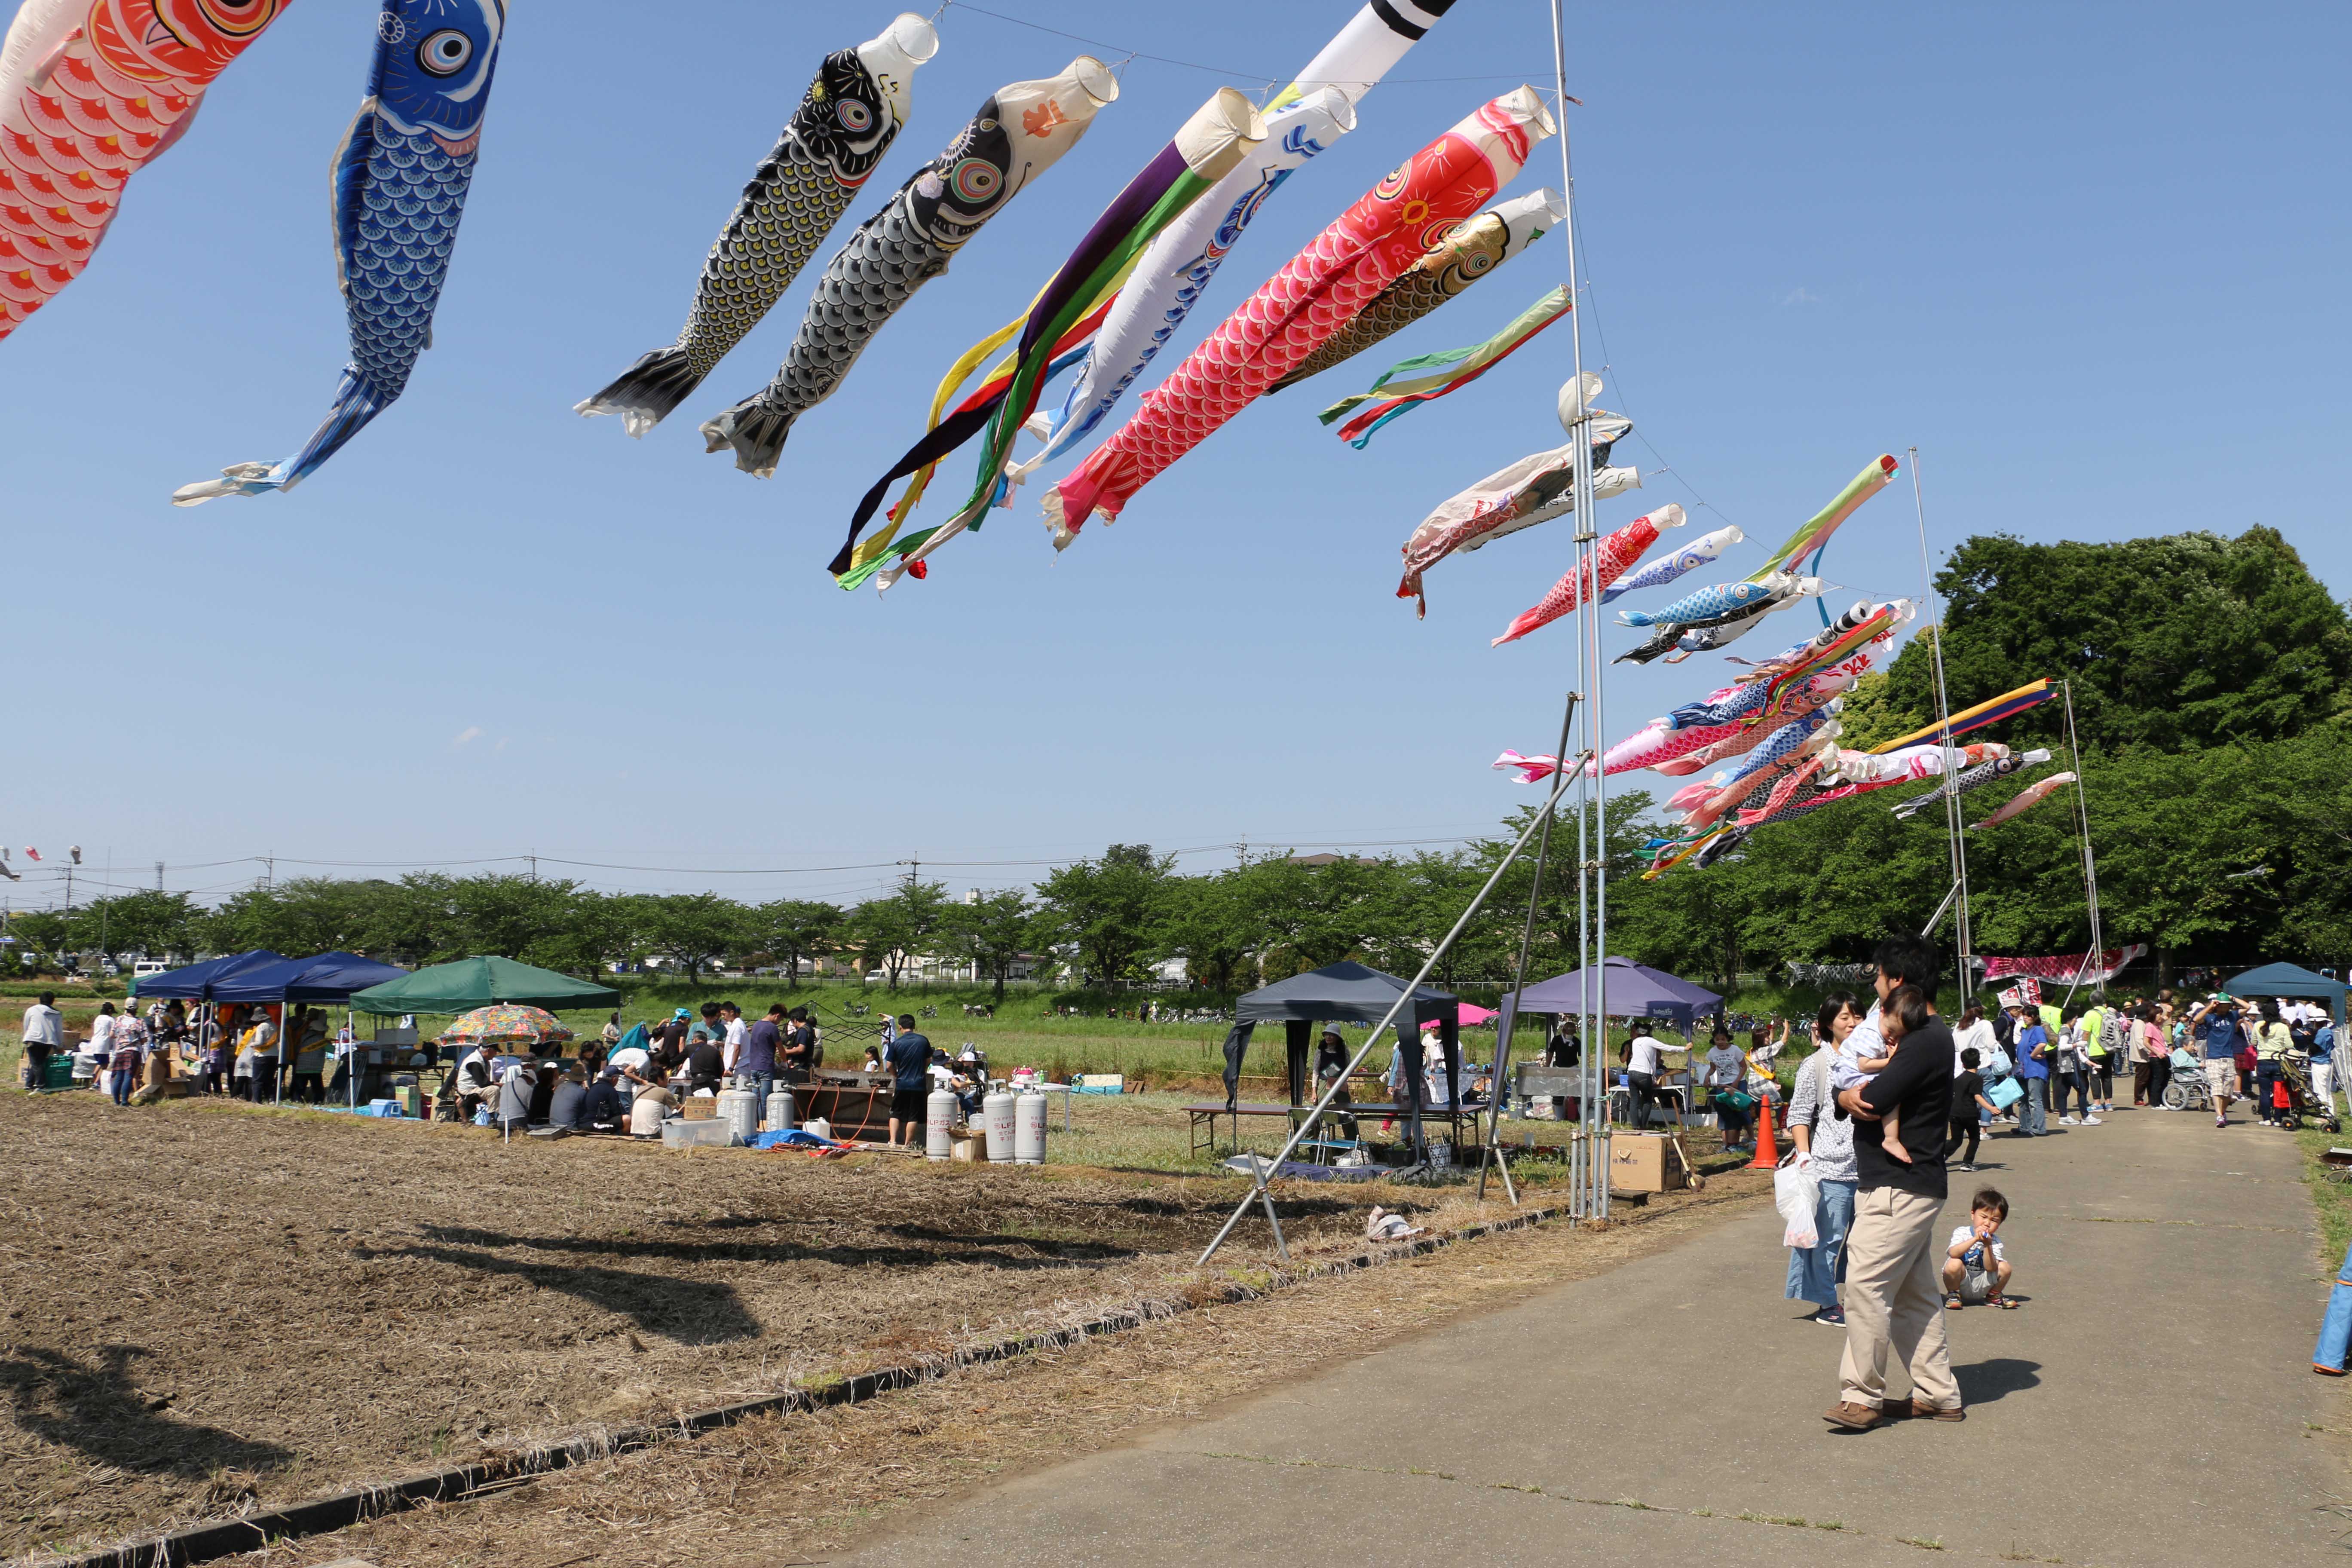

{"left": 349, "top": 956, "right": 620, "bottom": 1016}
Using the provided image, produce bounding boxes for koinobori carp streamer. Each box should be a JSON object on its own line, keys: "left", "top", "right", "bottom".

{"left": 1044, "top": 86, "right": 1556, "bottom": 546}
{"left": 575, "top": 14, "right": 938, "bottom": 437}
{"left": 173, "top": 0, "right": 506, "bottom": 504}
{"left": 698, "top": 56, "right": 1119, "bottom": 478}
{"left": 1, "top": 0, "right": 295, "bottom": 342}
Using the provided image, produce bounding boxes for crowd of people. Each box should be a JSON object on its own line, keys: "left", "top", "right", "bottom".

{"left": 1767, "top": 936, "right": 2346, "bottom": 1430}
{"left": 18, "top": 991, "right": 352, "bottom": 1105}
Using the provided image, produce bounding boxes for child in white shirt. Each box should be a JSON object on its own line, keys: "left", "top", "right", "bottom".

{"left": 1943, "top": 1187, "right": 2015, "bottom": 1308}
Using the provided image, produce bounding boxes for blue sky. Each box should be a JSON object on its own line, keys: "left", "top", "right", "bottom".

{"left": 4, "top": 0, "right": 2343, "bottom": 912}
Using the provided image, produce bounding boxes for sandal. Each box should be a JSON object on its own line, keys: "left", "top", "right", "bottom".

{"left": 1989, "top": 1295, "right": 2017, "bottom": 1310}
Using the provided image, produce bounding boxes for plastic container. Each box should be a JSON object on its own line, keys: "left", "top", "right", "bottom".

{"left": 926, "top": 1088, "right": 957, "bottom": 1161}
{"left": 1014, "top": 1089, "right": 1047, "bottom": 1165}
{"left": 982, "top": 1089, "right": 1017, "bottom": 1162}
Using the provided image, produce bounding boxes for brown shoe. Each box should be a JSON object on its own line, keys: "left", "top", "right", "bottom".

{"left": 1878, "top": 1398, "right": 1915, "bottom": 1419}
{"left": 1824, "top": 1400, "right": 1883, "bottom": 1430}
{"left": 1911, "top": 1402, "right": 1966, "bottom": 1421}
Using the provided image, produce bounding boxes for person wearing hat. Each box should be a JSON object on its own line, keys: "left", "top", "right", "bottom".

{"left": 650, "top": 1009, "right": 690, "bottom": 1076}
{"left": 582, "top": 1066, "right": 626, "bottom": 1133}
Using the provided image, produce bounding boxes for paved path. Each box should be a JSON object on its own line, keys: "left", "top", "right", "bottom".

{"left": 846, "top": 1109, "right": 2342, "bottom": 1565}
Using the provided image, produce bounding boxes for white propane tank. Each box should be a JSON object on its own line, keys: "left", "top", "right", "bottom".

{"left": 717, "top": 1087, "right": 759, "bottom": 1144}
{"left": 982, "top": 1088, "right": 1017, "bottom": 1162}
{"left": 1014, "top": 1088, "right": 1047, "bottom": 1165}
{"left": 765, "top": 1086, "right": 796, "bottom": 1133}
{"left": 926, "top": 1088, "right": 957, "bottom": 1161}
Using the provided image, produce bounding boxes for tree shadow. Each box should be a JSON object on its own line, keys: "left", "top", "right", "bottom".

{"left": 1, "top": 1345, "right": 293, "bottom": 1478}
{"left": 405, "top": 1219, "right": 1127, "bottom": 1275}
{"left": 1954, "top": 1357, "right": 2042, "bottom": 1406}
{"left": 361, "top": 1244, "right": 760, "bottom": 1344}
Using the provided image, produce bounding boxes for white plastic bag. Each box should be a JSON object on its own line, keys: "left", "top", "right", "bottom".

{"left": 1774, "top": 1160, "right": 1820, "bottom": 1250}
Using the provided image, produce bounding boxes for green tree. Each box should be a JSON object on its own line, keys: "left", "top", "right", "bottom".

{"left": 848, "top": 880, "right": 950, "bottom": 991}
{"left": 749, "top": 898, "right": 843, "bottom": 986}
{"left": 1032, "top": 845, "right": 1170, "bottom": 986}
{"left": 1230, "top": 853, "right": 1400, "bottom": 974}
{"left": 68, "top": 890, "right": 202, "bottom": 962}
{"left": 1874, "top": 527, "right": 2352, "bottom": 751}
{"left": 1152, "top": 869, "right": 1257, "bottom": 991}
{"left": 632, "top": 892, "right": 747, "bottom": 983}
{"left": 940, "top": 889, "right": 1035, "bottom": 1001}
{"left": 6, "top": 909, "right": 70, "bottom": 972}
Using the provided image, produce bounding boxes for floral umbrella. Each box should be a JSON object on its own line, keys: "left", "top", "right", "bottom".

{"left": 439, "top": 1004, "right": 575, "bottom": 1047}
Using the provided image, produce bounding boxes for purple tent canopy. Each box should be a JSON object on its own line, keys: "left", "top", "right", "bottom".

{"left": 1499, "top": 956, "right": 1722, "bottom": 1036}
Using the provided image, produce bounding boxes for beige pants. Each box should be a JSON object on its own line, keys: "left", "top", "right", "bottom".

{"left": 1839, "top": 1186, "right": 1961, "bottom": 1410}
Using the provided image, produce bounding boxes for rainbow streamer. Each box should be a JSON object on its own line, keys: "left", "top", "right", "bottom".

{"left": 1317, "top": 285, "right": 1570, "bottom": 447}
{"left": 1746, "top": 454, "right": 1900, "bottom": 584}
{"left": 1868, "top": 679, "right": 2056, "bottom": 754}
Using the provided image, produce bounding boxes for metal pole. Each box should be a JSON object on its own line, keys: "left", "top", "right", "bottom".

{"left": 2061, "top": 679, "right": 2108, "bottom": 999}
{"left": 1909, "top": 447, "right": 1971, "bottom": 1002}
{"left": 1550, "top": 0, "right": 1611, "bottom": 1224}
{"left": 1195, "top": 773, "right": 1583, "bottom": 1267}
{"left": 1482, "top": 693, "right": 1580, "bottom": 1204}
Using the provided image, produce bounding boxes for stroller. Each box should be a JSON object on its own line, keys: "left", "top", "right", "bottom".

{"left": 2160, "top": 1047, "right": 2211, "bottom": 1112}
{"left": 2273, "top": 1051, "right": 2342, "bottom": 1133}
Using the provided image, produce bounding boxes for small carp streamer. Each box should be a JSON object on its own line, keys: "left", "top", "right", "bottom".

{"left": 576, "top": 14, "right": 937, "bottom": 437}
{"left": 1317, "top": 285, "right": 1570, "bottom": 447}
{"left": 1491, "top": 504, "right": 1681, "bottom": 648}
{"left": 1891, "top": 749, "right": 2053, "bottom": 819}
{"left": 174, "top": 0, "right": 505, "bottom": 504}
{"left": 698, "top": 57, "right": 1119, "bottom": 478}
{"left": 1600, "top": 524, "right": 1743, "bottom": 604}
{"left": 1971, "top": 772, "right": 2078, "bottom": 831}
{"left": 1, "top": 0, "right": 295, "bottom": 342}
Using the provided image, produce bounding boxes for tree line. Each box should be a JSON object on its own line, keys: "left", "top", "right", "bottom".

{"left": 10, "top": 528, "right": 2342, "bottom": 999}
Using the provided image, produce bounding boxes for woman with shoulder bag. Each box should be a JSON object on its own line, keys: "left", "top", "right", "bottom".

{"left": 1783, "top": 993, "right": 1862, "bottom": 1327}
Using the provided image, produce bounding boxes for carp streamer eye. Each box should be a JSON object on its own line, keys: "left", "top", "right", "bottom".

{"left": 418, "top": 29, "right": 474, "bottom": 77}
{"left": 837, "top": 100, "right": 873, "bottom": 132}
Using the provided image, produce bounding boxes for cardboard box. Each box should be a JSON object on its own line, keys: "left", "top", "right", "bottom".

{"left": 1608, "top": 1132, "right": 1689, "bottom": 1194}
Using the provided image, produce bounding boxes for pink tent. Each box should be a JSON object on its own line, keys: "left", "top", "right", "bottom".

{"left": 1424, "top": 1003, "right": 1498, "bottom": 1029}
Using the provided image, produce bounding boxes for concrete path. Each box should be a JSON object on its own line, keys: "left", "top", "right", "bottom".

{"left": 845, "top": 1109, "right": 2343, "bottom": 1565}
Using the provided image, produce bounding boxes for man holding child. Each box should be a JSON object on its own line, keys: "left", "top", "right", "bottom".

{"left": 1823, "top": 934, "right": 1963, "bottom": 1430}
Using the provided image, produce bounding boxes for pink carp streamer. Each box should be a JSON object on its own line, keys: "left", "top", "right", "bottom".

{"left": 1491, "top": 504, "right": 1678, "bottom": 647}
{"left": 1044, "top": 86, "right": 1554, "bottom": 545}
{"left": 1970, "top": 772, "right": 2077, "bottom": 831}
{"left": 1, "top": 0, "right": 294, "bottom": 340}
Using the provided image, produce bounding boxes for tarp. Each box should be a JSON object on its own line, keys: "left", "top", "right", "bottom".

{"left": 130, "top": 950, "right": 289, "bottom": 1001}
{"left": 1221, "top": 962, "right": 1459, "bottom": 1140}
{"left": 2224, "top": 962, "right": 2348, "bottom": 1026}
{"left": 1500, "top": 956, "right": 1723, "bottom": 1033}
{"left": 211, "top": 952, "right": 411, "bottom": 1005}
{"left": 349, "top": 956, "right": 619, "bottom": 1016}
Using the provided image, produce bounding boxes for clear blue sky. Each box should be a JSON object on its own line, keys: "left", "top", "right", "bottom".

{"left": 5, "top": 0, "right": 2343, "bottom": 912}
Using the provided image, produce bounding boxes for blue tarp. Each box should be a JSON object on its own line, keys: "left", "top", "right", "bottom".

{"left": 211, "top": 952, "right": 410, "bottom": 1004}
{"left": 130, "top": 950, "right": 288, "bottom": 1001}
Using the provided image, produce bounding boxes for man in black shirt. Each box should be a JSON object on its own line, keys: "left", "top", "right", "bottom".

{"left": 1826, "top": 933, "right": 1962, "bottom": 1430}
{"left": 885, "top": 1015, "right": 932, "bottom": 1146}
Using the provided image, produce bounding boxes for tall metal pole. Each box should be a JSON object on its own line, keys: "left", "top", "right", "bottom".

{"left": 2061, "top": 679, "right": 2108, "bottom": 999}
{"left": 1550, "top": 0, "right": 1610, "bottom": 1222}
{"left": 1909, "top": 448, "right": 1972, "bottom": 1001}
{"left": 1482, "top": 693, "right": 1579, "bottom": 1204}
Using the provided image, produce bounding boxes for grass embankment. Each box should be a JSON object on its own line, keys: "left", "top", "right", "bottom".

{"left": 2298, "top": 1118, "right": 2352, "bottom": 1269}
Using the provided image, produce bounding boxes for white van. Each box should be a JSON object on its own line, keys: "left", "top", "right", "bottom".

{"left": 133, "top": 960, "right": 169, "bottom": 979}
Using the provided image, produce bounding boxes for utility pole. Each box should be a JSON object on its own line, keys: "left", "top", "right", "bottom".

{"left": 155, "top": 861, "right": 164, "bottom": 892}
{"left": 263, "top": 855, "right": 275, "bottom": 893}
{"left": 527, "top": 852, "right": 538, "bottom": 885}
{"left": 62, "top": 866, "right": 72, "bottom": 911}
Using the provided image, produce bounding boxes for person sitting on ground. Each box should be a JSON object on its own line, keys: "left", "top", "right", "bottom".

{"left": 628, "top": 1068, "right": 676, "bottom": 1137}
{"left": 1942, "top": 1187, "right": 2015, "bottom": 1309}
{"left": 546, "top": 1066, "right": 587, "bottom": 1130}
{"left": 885, "top": 1014, "right": 932, "bottom": 1146}
{"left": 1847, "top": 984, "right": 1932, "bottom": 1165}
{"left": 452, "top": 1043, "right": 495, "bottom": 1123}
{"left": 528, "top": 1056, "right": 560, "bottom": 1124}
{"left": 495, "top": 1055, "right": 537, "bottom": 1136}
{"left": 582, "top": 1066, "right": 627, "bottom": 1133}
{"left": 1948, "top": 1047, "right": 1999, "bottom": 1172}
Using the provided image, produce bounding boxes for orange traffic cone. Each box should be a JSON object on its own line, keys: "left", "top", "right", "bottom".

{"left": 1746, "top": 1096, "right": 1781, "bottom": 1170}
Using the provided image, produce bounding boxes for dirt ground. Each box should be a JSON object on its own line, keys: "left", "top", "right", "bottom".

{"left": 205, "top": 1166, "right": 1770, "bottom": 1568}
{"left": 0, "top": 1090, "right": 1636, "bottom": 1561}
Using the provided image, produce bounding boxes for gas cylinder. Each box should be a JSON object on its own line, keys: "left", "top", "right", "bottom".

{"left": 1014, "top": 1088, "right": 1047, "bottom": 1165}
{"left": 765, "top": 1086, "right": 796, "bottom": 1133}
{"left": 716, "top": 1087, "right": 759, "bottom": 1144}
{"left": 982, "top": 1088, "right": 1017, "bottom": 1162}
{"left": 926, "top": 1088, "right": 957, "bottom": 1161}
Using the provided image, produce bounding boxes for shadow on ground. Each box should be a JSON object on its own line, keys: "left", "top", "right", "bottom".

{"left": 1, "top": 1345, "right": 293, "bottom": 1479}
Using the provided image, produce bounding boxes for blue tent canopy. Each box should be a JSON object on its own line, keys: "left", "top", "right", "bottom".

{"left": 210, "top": 952, "right": 410, "bottom": 1004}
{"left": 130, "top": 949, "right": 288, "bottom": 1001}
{"left": 2223, "top": 961, "right": 2346, "bottom": 1026}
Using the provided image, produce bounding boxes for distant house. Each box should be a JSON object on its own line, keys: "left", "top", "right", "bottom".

{"left": 1286, "top": 853, "right": 1383, "bottom": 868}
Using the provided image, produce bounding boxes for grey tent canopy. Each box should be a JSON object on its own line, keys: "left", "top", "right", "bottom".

{"left": 1222, "top": 962, "right": 1461, "bottom": 1132}
{"left": 1496, "top": 956, "right": 1723, "bottom": 1041}
{"left": 2223, "top": 961, "right": 2347, "bottom": 1026}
